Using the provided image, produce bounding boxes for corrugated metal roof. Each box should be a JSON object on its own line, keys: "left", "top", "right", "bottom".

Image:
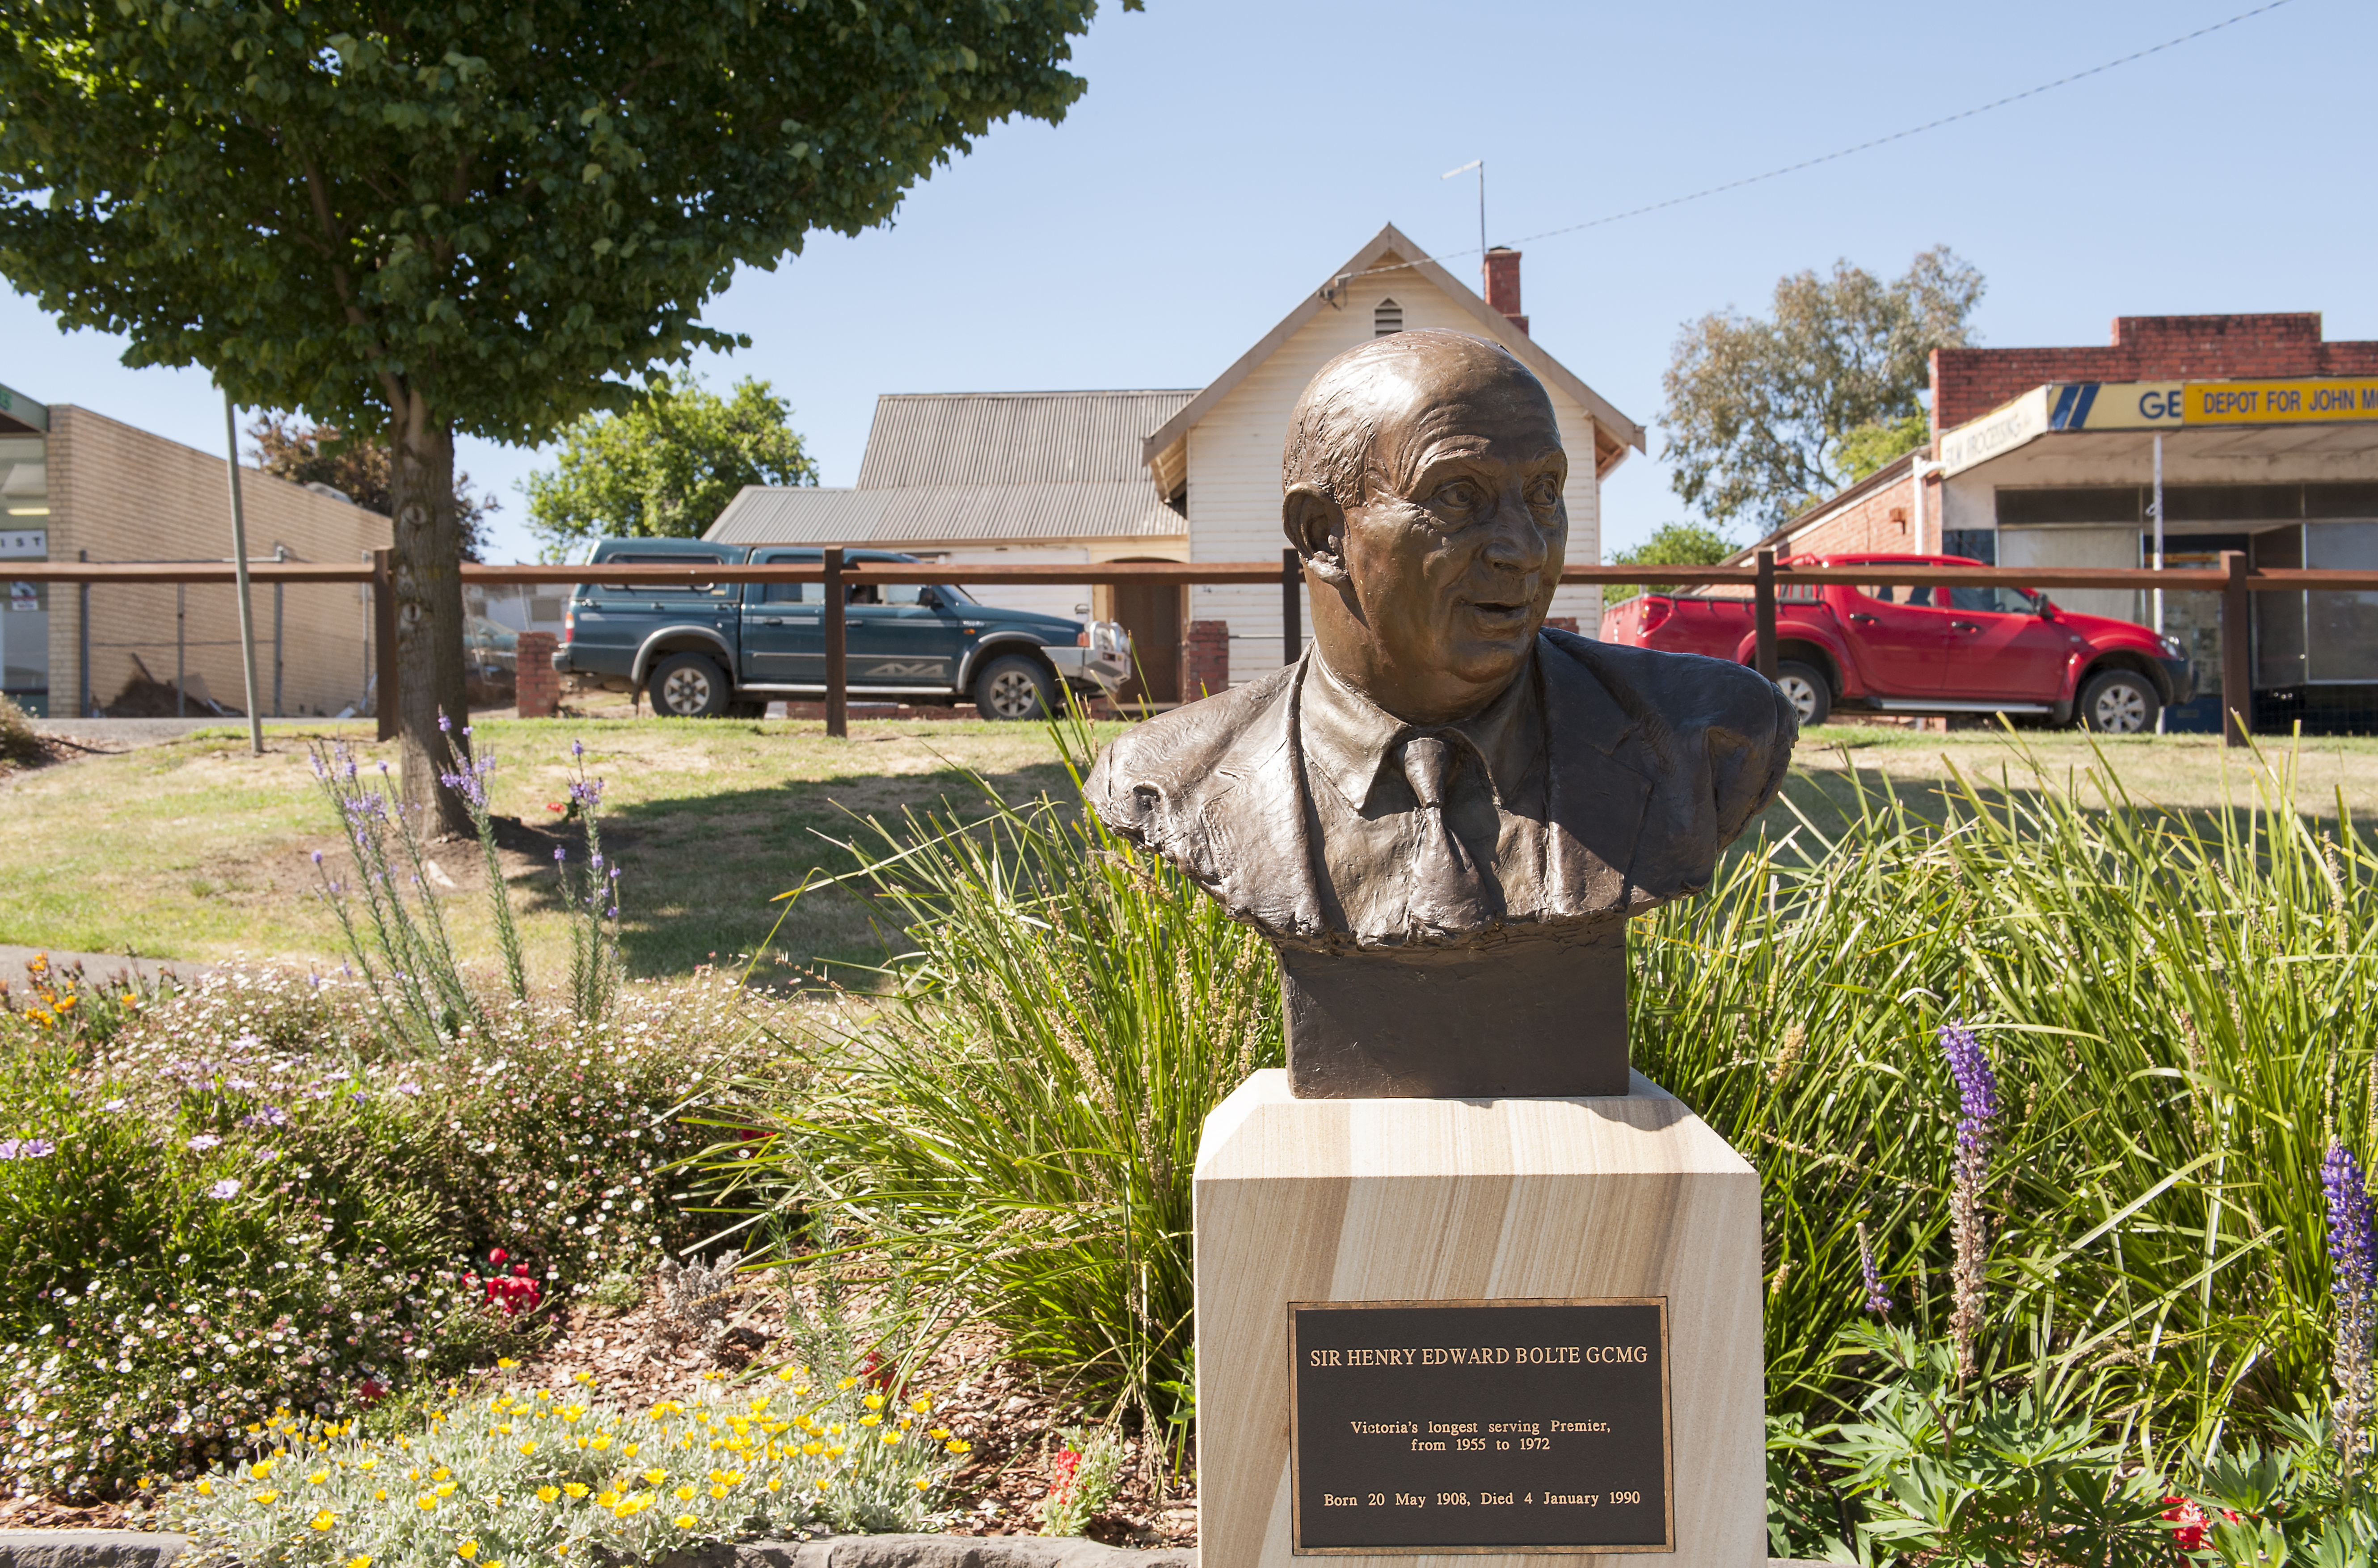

{"left": 855, "top": 390, "right": 1195, "bottom": 488}
{"left": 708, "top": 481, "right": 1185, "bottom": 547}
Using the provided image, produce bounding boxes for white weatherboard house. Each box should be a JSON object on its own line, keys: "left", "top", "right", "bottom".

{"left": 707, "top": 224, "right": 1644, "bottom": 696}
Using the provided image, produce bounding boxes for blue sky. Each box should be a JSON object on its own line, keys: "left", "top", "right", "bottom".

{"left": 3, "top": 0, "right": 2364, "bottom": 564}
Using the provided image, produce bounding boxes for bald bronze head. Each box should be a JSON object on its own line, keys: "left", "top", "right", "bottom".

{"left": 1283, "top": 330, "right": 1568, "bottom": 727}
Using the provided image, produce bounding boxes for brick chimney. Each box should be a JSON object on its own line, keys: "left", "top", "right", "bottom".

{"left": 1482, "top": 246, "right": 1528, "bottom": 336}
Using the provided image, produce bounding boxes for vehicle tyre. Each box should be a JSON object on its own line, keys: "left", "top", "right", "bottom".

{"left": 1774, "top": 661, "right": 1831, "bottom": 728}
{"left": 973, "top": 653, "right": 1058, "bottom": 721}
{"left": 648, "top": 652, "right": 729, "bottom": 718}
{"left": 2078, "top": 668, "right": 2159, "bottom": 734}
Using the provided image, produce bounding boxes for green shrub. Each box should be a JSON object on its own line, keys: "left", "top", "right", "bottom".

{"left": 1, "top": 966, "right": 759, "bottom": 1499}
{"left": 716, "top": 719, "right": 1280, "bottom": 1427}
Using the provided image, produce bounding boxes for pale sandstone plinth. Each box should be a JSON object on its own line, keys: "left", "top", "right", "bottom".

{"left": 1194, "top": 1070, "right": 1762, "bottom": 1568}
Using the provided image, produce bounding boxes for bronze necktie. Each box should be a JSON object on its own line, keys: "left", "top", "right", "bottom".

{"left": 1400, "top": 733, "right": 1494, "bottom": 936}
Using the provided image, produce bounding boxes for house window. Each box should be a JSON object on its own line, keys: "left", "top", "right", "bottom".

{"left": 1374, "top": 299, "right": 1403, "bottom": 336}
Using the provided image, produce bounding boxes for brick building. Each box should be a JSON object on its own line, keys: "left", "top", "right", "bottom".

{"left": 1746, "top": 313, "right": 2378, "bottom": 730}
{"left": 1, "top": 380, "right": 392, "bottom": 717}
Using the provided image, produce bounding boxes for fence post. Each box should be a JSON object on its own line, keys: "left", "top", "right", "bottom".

{"left": 1282, "top": 548, "right": 1301, "bottom": 669}
{"left": 1754, "top": 549, "right": 1779, "bottom": 681}
{"left": 372, "top": 548, "right": 396, "bottom": 743}
{"left": 823, "top": 547, "right": 848, "bottom": 738}
{"left": 2221, "top": 548, "right": 2252, "bottom": 747}
{"left": 77, "top": 550, "right": 91, "bottom": 717}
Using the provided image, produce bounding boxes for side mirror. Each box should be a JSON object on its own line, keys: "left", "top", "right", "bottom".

{"left": 2037, "top": 599, "right": 2058, "bottom": 620}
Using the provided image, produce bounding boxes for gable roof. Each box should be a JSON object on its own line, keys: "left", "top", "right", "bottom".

{"left": 1139, "top": 223, "right": 1645, "bottom": 496}
{"left": 708, "top": 388, "right": 1195, "bottom": 548}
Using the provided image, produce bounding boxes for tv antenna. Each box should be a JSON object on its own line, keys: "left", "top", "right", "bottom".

{"left": 1442, "top": 159, "right": 1484, "bottom": 258}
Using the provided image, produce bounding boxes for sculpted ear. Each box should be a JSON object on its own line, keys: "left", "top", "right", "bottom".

{"left": 1284, "top": 485, "right": 1351, "bottom": 588}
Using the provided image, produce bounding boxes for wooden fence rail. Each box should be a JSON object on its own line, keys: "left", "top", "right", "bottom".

{"left": 22, "top": 548, "right": 2378, "bottom": 745}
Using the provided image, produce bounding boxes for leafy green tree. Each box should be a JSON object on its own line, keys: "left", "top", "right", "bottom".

{"left": 0, "top": 0, "right": 1122, "bottom": 822}
{"left": 1603, "top": 521, "right": 1738, "bottom": 605}
{"left": 1661, "top": 248, "right": 1983, "bottom": 531}
{"left": 1835, "top": 411, "right": 1933, "bottom": 485}
{"left": 525, "top": 376, "right": 816, "bottom": 556}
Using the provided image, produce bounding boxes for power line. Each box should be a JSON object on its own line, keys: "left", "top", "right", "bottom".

{"left": 1357, "top": 0, "right": 2295, "bottom": 283}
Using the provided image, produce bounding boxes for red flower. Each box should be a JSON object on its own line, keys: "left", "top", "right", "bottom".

{"left": 1048, "top": 1448, "right": 1082, "bottom": 1505}
{"left": 489, "top": 1248, "right": 509, "bottom": 1267}
{"left": 355, "top": 1379, "right": 388, "bottom": 1406}
{"left": 2162, "top": 1495, "right": 2243, "bottom": 1553}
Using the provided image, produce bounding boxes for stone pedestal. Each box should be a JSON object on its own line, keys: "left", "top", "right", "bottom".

{"left": 1193, "top": 1070, "right": 1762, "bottom": 1568}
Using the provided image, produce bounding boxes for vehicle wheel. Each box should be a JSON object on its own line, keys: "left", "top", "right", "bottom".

{"left": 1774, "top": 661, "right": 1831, "bottom": 728}
{"left": 648, "top": 653, "right": 729, "bottom": 718}
{"left": 2078, "top": 668, "right": 2159, "bottom": 734}
{"left": 973, "top": 653, "right": 1058, "bottom": 721}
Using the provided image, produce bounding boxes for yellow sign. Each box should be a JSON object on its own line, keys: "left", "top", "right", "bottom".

{"left": 2184, "top": 378, "right": 2378, "bottom": 424}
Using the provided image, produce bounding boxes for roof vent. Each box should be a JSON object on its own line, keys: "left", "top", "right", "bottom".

{"left": 1374, "top": 298, "right": 1404, "bottom": 336}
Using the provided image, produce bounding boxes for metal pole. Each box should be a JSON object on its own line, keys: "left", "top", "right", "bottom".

{"left": 176, "top": 582, "right": 186, "bottom": 717}
{"left": 2220, "top": 549, "right": 2251, "bottom": 747}
{"left": 222, "top": 388, "right": 264, "bottom": 754}
{"left": 372, "top": 548, "right": 397, "bottom": 742}
{"left": 823, "top": 547, "right": 848, "bottom": 738}
{"left": 273, "top": 569, "right": 285, "bottom": 717}
{"left": 1754, "top": 549, "right": 1779, "bottom": 681}
{"left": 1477, "top": 161, "right": 1486, "bottom": 258}
{"left": 77, "top": 549, "right": 90, "bottom": 717}
{"left": 1282, "top": 547, "right": 1301, "bottom": 669}
{"left": 2151, "top": 433, "right": 2166, "bottom": 734}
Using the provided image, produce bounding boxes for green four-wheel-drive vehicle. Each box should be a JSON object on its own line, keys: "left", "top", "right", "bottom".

{"left": 552, "top": 539, "right": 1131, "bottom": 719}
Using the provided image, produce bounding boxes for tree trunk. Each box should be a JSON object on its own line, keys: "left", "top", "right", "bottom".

{"left": 388, "top": 386, "right": 472, "bottom": 834}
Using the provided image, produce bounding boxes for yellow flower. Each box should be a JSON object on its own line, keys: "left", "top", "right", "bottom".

{"left": 620, "top": 1443, "right": 639, "bottom": 1458}
{"left": 814, "top": 1478, "right": 831, "bottom": 1492}
{"left": 375, "top": 1490, "right": 389, "bottom": 1502}
{"left": 433, "top": 1467, "right": 451, "bottom": 1481}
{"left": 495, "top": 1424, "right": 513, "bottom": 1436}
{"left": 309, "top": 1511, "right": 337, "bottom": 1533}
{"left": 308, "top": 1470, "right": 331, "bottom": 1485}
{"left": 910, "top": 1397, "right": 933, "bottom": 1414}
{"left": 498, "top": 1358, "right": 517, "bottom": 1370}
{"left": 881, "top": 1433, "right": 901, "bottom": 1446}
{"left": 253, "top": 1459, "right": 278, "bottom": 1480}
{"left": 835, "top": 1378, "right": 857, "bottom": 1391}
{"left": 861, "top": 1394, "right": 885, "bottom": 1412}
{"left": 708, "top": 1485, "right": 727, "bottom": 1500}
{"left": 347, "top": 1557, "right": 373, "bottom": 1568}
{"left": 196, "top": 1480, "right": 214, "bottom": 1497}
{"left": 537, "top": 1486, "right": 561, "bottom": 1504}
{"left": 673, "top": 1516, "right": 698, "bottom": 1530}
{"left": 253, "top": 1491, "right": 281, "bottom": 1505}
{"left": 766, "top": 1478, "right": 782, "bottom": 1494}
{"left": 518, "top": 1442, "right": 537, "bottom": 1457}
{"left": 417, "top": 1496, "right": 438, "bottom": 1512}
{"left": 563, "top": 1484, "right": 590, "bottom": 1499}
{"left": 801, "top": 1443, "right": 822, "bottom": 1457}
{"left": 912, "top": 1478, "right": 931, "bottom": 1492}
{"left": 673, "top": 1485, "right": 695, "bottom": 1502}
{"left": 245, "top": 1424, "right": 263, "bottom": 1436}
{"left": 858, "top": 1415, "right": 881, "bottom": 1428}
{"left": 358, "top": 1458, "right": 378, "bottom": 1472}
{"left": 458, "top": 1541, "right": 480, "bottom": 1561}
{"left": 944, "top": 1439, "right": 972, "bottom": 1455}
{"left": 437, "top": 1483, "right": 457, "bottom": 1498}
{"left": 588, "top": 1436, "right": 610, "bottom": 1452}
{"left": 928, "top": 1429, "right": 950, "bottom": 1441}
{"left": 641, "top": 1469, "right": 666, "bottom": 1485}
{"left": 594, "top": 1492, "right": 620, "bottom": 1509}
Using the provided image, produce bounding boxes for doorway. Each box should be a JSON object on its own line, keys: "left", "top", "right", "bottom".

{"left": 1109, "top": 561, "right": 1183, "bottom": 705}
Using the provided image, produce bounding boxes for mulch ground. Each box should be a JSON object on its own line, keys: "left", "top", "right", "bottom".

{"left": 0, "top": 1269, "right": 1198, "bottom": 1550}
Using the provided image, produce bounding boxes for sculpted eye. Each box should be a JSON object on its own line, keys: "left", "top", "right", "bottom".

{"left": 1527, "top": 477, "right": 1561, "bottom": 506}
{"left": 1432, "top": 480, "right": 1481, "bottom": 510}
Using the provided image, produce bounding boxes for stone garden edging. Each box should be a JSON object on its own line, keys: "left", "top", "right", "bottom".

{"left": 0, "top": 1534, "right": 1197, "bottom": 1568}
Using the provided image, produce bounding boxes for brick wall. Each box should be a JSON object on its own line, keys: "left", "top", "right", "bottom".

{"left": 47, "top": 406, "right": 392, "bottom": 715}
{"left": 1785, "top": 468, "right": 1927, "bottom": 558}
{"left": 1183, "top": 620, "right": 1230, "bottom": 699}
{"left": 1932, "top": 313, "right": 2378, "bottom": 431}
{"left": 516, "top": 632, "right": 559, "bottom": 719}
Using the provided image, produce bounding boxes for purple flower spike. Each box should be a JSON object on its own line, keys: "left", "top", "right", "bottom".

{"left": 438, "top": 712, "right": 451, "bottom": 734}
{"left": 573, "top": 738, "right": 586, "bottom": 759}
{"left": 1942, "top": 1020, "right": 2000, "bottom": 1154}
{"left": 312, "top": 850, "right": 323, "bottom": 866}
{"left": 555, "top": 846, "right": 566, "bottom": 863}
{"left": 1857, "top": 1222, "right": 1889, "bottom": 1319}
{"left": 1940, "top": 1020, "right": 1999, "bottom": 1377}
{"left": 2327, "top": 1141, "right": 2378, "bottom": 1454}
{"left": 2326, "top": 1144, "right": 2377, "bottom": 1292}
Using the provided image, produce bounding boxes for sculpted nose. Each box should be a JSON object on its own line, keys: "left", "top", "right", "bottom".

{"left": 1480, "top": 484, "right": 1548, "bottom": 574}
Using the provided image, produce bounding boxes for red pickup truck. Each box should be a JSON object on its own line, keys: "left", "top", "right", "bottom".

{"left": 1597, "top": 553, "right": 2194, "bottom": 733}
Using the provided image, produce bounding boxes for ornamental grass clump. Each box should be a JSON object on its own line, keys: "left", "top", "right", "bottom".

{"left": 161, "top": 1366, "right": 971, "bottom": 1567}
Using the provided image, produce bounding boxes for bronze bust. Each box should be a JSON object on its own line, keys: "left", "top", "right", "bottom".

{"left": 1087, "top": 331, "right": 1794, "bottom": 1098}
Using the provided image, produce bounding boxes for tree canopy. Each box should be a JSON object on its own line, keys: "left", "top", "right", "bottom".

{"left": 1602, "top": 521, "right": 1740, "bottom": 606}
{"left": 524, "top": 375, "right": 815, "bottom": 556}
{"left": 248, "top": 414, "right": 498, "bottom": 561}
{"left": 0, "top": 0, "right": 1123, "bottom": 818}
{"left": 1660, "top": 248, "right": 1983, "bottom": 531}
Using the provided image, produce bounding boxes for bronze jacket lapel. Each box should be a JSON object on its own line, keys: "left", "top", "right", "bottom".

{"left": 1539, "top": 635, "right": 1657, "bottom": 915}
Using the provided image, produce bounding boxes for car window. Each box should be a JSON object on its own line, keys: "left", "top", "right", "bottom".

{"left": 847, "top": 583, "right": 932, "bottom": 607}
{"left": 1851, "top": 578, "right": 1940, "bottom": 607}
{"left": 759, "top": 581, "right": 813, "bottom": 604}
{"left": 1947, "top": 584, "right": 2043, "bottom": 615}
{"left": 590, "top": 553, "right": 732, "bottom": 599}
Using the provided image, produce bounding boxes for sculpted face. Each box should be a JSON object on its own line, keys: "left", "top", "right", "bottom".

{"left": 1286, "top": 333, "right": 1569, "bottom": 726}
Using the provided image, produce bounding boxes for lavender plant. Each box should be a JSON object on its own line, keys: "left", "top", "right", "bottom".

{"left": 1941, "top": 1021, "right": 2000, "bottom": 1380}
{"left": 2325, "top": 1142, "right": 2377, "bottom": 1463}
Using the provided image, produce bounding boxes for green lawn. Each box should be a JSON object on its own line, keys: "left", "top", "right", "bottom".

{"left": 1, "top": 715, "right": 2370, "bottom": 979}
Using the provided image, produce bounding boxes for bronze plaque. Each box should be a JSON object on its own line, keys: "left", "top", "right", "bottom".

{"left": 1289, "top": 1298, "right": 1673, "bottom": 1555}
